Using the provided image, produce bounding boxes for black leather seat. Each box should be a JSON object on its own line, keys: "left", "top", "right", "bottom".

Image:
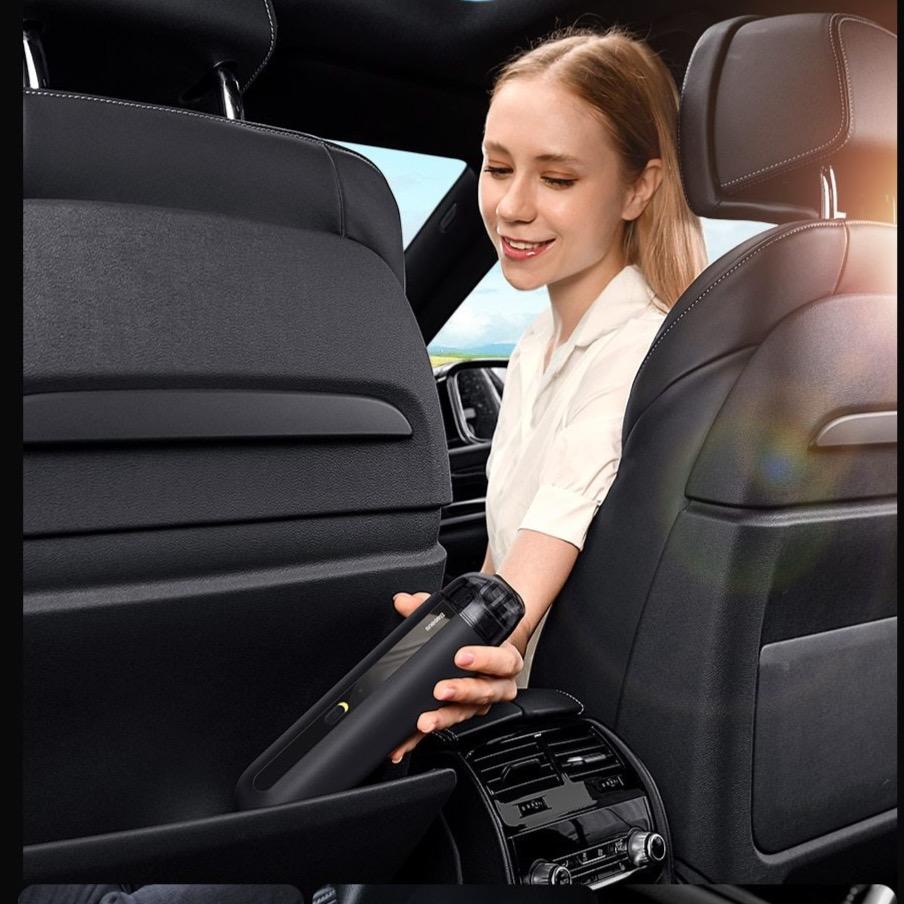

{"left": 532, "top": 13, "right": 897, "bottom": 883}
{"left": 23, "top": 1, "right": 450, "bottom": 847}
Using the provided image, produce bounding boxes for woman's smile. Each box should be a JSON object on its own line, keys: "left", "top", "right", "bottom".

{"left": 500, "top": 235, "right": 556, "bottom": 259}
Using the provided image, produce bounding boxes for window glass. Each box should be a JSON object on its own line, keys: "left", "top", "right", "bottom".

{"left": 330, "top": 141, "right": 465, "bottom": 247}
{"left": 428, "top": 219, "right": 771, "bottom": 365}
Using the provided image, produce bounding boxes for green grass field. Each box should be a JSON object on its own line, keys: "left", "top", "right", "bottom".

{"left": 430, "top": 354, "right": 512, "bottom": 368}
{"left": 429, "top": 354, "right": 483, "bottom": 367}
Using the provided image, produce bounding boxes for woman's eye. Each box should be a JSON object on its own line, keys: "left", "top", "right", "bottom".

{"left": 542, "top": 176, "right": 576, "bottom": 188}
{"left": 483, "top": 166, "right": 511, "bottom": 177}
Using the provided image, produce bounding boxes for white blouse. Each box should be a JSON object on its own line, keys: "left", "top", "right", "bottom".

{"left": 484, "top": 264, "right": 666, "bottom": 684}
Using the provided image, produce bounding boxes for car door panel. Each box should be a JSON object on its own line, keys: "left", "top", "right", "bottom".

{"left": 439, "top": 444, "right": 490, "bottom": 579}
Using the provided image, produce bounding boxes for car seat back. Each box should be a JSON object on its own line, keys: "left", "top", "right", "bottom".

{"left": 532, "top": 13, "right": 897, "bottom": 883}
{"left": 23, "top": 2, "right": 451, "bottom": 844}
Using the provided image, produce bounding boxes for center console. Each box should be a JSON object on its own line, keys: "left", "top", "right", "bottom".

{"left": 413, "top": 688, "right": 671, "bottom": 888}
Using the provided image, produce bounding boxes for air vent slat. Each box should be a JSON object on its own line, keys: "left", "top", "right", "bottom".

{"left": 472, "top": 741, "right": 543, "bottom": 766}
{"left": 563, "top": 762, "right": 621, "bottom": 782}
{"left": 470, "top": 735, "right": 562, "bottom": 802}
{"left": 485, "top": 762, "right": 556, "bottom": 788}
{"left": 543, "top": 724, "right": 623, "bottom": 780}
{"left": 550, "top": 744, "right": 603, "bottom": 753}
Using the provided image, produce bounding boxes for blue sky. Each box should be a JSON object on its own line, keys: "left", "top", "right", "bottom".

{"left": 338, "top": 142, "right": 770, "bottom": 351}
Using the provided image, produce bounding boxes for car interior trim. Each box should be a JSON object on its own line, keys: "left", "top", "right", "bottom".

{"left": 22, "top": 88, "right": 385, "bottom": 178}
{"left": 813, "top": 410, "right": 897, "bottom": 446}
{"left": 242, "top": 0, "right": 277, "bottom": 93}
{"left": 23, "top": 390, "right": 413, "bottom": 444}
{"left": 638, "top": 221, "right": 843, "bottom": 375}
{"left": 22, "top": 27, "right": 48, "bottom": 89}
{"left": 863, "top": 887, "right": 897, "bottom": 904}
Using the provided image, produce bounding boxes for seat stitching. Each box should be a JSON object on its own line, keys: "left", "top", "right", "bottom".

{"left": 22, "top": 88, "right": 384, "bottom": 177}
{"left": 322, "top": 145, "right": 345, "bottom": 238}
{"left": 637, "top": 221, "right": 846, "bottom": 372}
{"left": 242, "top": 0, "right": 277, "bottom": 93}
{"left": 723, "top": 15, "right": 880, "bottom": 195}
{"left": 677, "top": 17, "right": 752, "bottom": 195}
{"left": 547, "top": 687, "right": 585, "bottom": 715}
{"left": 720, "top": 13, "right": 849, "bottom": 187}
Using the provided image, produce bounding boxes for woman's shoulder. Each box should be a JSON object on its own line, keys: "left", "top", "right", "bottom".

{"left": 580, "top": 278, "right": 667, "bottom": 385}
{"left": 603, "top": 268, "right": 667, "bottom": 347}
{"left": 628, "top": 265, "right": 667, "bottom": 318}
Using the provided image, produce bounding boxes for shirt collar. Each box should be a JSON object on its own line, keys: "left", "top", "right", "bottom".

{"left": 523, "top": 265, "right": 658, "bottom": 355}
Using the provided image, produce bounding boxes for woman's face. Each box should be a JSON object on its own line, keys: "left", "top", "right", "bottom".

{"left": 479, "top": 75, "right": 633, "bottom": 294}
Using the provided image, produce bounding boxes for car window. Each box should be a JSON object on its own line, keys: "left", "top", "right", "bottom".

{"left": 429, "top": 219, "right": 772, "bottom": 365}
{"left": 430, "top": 266, "right": 547, "bottom": 365}
{"left": 330, "top": 141, "right": 466, "bottom": 247}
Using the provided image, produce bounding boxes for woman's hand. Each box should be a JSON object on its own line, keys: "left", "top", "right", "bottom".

{"left": 388, "top": 591, "right": 524, "bottom": 763}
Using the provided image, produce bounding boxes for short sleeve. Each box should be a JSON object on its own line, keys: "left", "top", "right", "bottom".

{"left": 517, "top": 331, "right": 654, "bottom": 550}
{"left": 517, "top": 392, "right": 624, "bottom": 549}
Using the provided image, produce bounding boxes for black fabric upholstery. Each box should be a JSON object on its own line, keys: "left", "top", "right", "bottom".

{"left": 24, "top": 0, "right": 276, "bottom": 104}
{"left": 753, "top": 617, "right": 897, "bottom": 852}
{"left": 680, "top": 14, "right": 897, "bottom": 223}
{"left": 23, "top": 90, "right": 406, "bottom": 288}
{"left": 686, "top": 291, "right": 897, "bottom": 506}
{"left": 24, "top": 771, "right": 457, "bottom": 884}
{"left": 23, "top": 199, "right": 443, "bottom": 535}
{"left": 23, "top": 70, "right": 452, "bottom": 854}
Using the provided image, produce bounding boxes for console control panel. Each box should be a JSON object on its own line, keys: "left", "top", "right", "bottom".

{"left": 420, "top": 714, "right": 670, "bottom": 887}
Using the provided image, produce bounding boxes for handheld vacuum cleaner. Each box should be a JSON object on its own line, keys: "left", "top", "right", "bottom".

{"left": 235, "top": 572, "right": 524, "bottom": 810}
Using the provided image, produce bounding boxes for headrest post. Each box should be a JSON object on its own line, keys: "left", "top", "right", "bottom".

{"left": 22, "top": 27, "right": 48, "bottom": 89}
{"left": 215, "top": 65, "right": 244, "bottom": 121}
{"left": 819, "top": 166, "right": 846, "bottom": 221}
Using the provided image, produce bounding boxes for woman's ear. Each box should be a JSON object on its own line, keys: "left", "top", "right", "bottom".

{"left": 622, "top": 159, "right": 664, "bottom": 222}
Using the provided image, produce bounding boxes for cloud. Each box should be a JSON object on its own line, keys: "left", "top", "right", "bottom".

{"left": 432, "top": 305, "right": 494, "bottom": 346}
{"left": 432, "top": 304, "right": 543, "bottom": 348}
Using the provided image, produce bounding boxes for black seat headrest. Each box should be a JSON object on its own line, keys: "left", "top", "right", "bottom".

{"left": 23, "top": 0, "right": 276, "bottom": 108}
{"left": 679, "top": 13, "right": 896, "bottom": 224}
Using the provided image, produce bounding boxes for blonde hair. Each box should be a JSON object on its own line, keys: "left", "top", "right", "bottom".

{"left": 491, "top": 26, "right": 707, "bottom": 309}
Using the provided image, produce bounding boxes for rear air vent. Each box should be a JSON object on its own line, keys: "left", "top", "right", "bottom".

{"left": 544, "top": 724, "right": 621, "bottom": 780}
{"left": 469, "top": 734, "right": 562, "bottom": 802}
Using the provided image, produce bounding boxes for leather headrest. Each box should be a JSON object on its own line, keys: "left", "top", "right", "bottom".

{"left": 23, "top": 0, "right": 276, "bottom": 108}
{"left": 679, "top": 14, "right": 897, "bottom": 224}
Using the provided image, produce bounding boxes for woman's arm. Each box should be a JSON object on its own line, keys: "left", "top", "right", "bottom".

{"left": 480, "top": 543, "right": 495, "bottom": 575}
{"left": 497, "top": 529, "right": 578, "bottom": 655}
{"left": 388, "top": 529, "right": 578, "bottom": 761}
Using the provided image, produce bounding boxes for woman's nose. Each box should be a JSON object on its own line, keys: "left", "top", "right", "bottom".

{"left": 496, "top": 177, "right": 536, "bottom": 223}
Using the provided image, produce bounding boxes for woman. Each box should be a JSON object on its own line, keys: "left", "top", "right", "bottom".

{"left": 389, "top": 26, "right": 706, "bottom": 763}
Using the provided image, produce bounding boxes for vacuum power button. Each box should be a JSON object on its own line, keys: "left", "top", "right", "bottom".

{"left": 325, "top": 702, "right": 350, "bottom": 726}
